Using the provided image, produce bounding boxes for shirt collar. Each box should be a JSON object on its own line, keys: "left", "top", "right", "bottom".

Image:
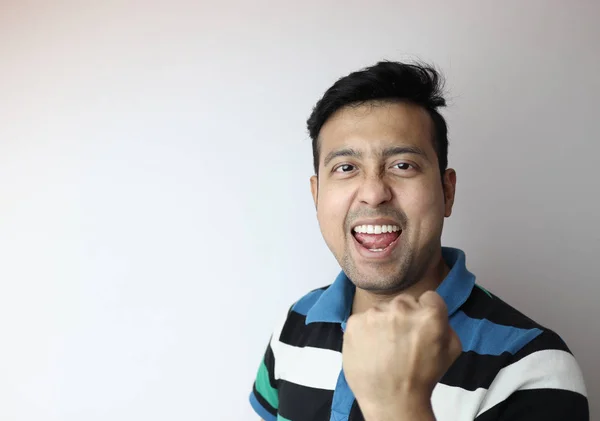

{"left": 305, "top": 247, "right": 475, "bottom": 325}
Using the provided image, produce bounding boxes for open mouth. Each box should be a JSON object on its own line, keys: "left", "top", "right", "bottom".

{"left": 352, "top": 224, "right": 402, "bottom": 253}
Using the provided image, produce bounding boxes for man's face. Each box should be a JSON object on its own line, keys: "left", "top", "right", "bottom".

{"left": 310, "top": 101, "right": 456, "bottom": 292}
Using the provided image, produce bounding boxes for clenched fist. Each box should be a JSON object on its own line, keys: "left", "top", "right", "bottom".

{"left": 342, "top": 291, "right": 462, "bottom": 419}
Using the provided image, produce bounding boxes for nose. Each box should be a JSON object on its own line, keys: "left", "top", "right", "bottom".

{"left": 357, "top": 174, "right": 393, "bottom": 207}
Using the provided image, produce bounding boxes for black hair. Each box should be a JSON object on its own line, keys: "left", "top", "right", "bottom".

{"left": 306, "top": 60, "right": 448, "bottom": 177}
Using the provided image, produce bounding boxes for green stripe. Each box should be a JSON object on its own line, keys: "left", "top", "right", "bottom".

{"left": 255, "top": 361, "right": 278, "bottom": 409}
{"left": 277, "top": 415, "right": 292, "bottom": 421}
{"left": 476, "top": 284, "right": 493, "bottom": 299}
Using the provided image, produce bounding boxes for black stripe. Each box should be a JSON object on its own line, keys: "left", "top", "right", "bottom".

{"left": 462, "top": 286, "right": 542, "bottom": 329}
{"left": 474, "top": 389, "right": 589, "bottom": 421}
{"left": 252, "top": 383, "right": 277, "bottom": 416}
{"left": 277, "top": 379, "right": 333, "bottom": 421}
{"left": 263, "top": 342, "right": 277, "bottom": 390}
{"left": 279, "top": 310, "right": 343, "bottom": 352}
{"left": 441, "top": 350, "right": 511, "bottom": 391}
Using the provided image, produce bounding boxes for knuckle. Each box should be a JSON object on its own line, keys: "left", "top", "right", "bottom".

{"left": 363, "top": 308, "right": 380, "bottom": 324}
{"left": 391, "top": 296, "right": 414, "bottom": 312}
{"left": 392, "top": 299, "right": 411, "bottom": 313}
{"left": 385, "top": 308, "right": 401, "bottom": 323}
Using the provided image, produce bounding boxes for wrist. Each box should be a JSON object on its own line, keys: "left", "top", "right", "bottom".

{"left": 359, "top": 393, "right": 435, "bottom": 421}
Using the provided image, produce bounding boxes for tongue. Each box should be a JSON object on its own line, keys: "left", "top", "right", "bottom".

{"left": 354, "top": 232, "right": 400, "bottom": 249}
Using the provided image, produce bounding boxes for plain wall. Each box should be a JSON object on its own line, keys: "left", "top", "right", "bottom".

{"left": 1, "top": 1, "right": 598, "bottom": 419}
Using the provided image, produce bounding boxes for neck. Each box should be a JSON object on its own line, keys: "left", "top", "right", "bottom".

{"left": 352, "top": 250, "right": 450, "bottom": 315}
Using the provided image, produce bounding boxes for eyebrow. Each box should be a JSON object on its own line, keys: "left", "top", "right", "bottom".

{"left": 322, "top": 145, "right": 429, "bottom": 167}
{"left": 381, "top": 146, "right": 429, "bottom": 162}
{"left": 323, "top": 148, "right": 362, "bottom": 167}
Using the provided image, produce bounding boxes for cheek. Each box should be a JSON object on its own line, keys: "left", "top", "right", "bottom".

{"left": 403, "top": 183, "right": 446, "bottom": 228}
{"left": 316, "top": 187, "right": 351, "bottom": 243}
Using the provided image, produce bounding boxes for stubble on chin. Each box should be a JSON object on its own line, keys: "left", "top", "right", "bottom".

{"left": 340, "top": 246, "right": 418, "bottom": 293}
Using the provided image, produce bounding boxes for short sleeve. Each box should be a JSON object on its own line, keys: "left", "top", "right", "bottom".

{"left": 249, "top": 306, "right": 292, "bottom": 421}
{"left": 249, "top": 339, "right": 278, "bottom": 421}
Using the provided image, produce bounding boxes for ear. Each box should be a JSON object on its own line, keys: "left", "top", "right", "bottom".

{"left": 310, "top": 175, "right": 318, "bottom": 210}
{"left": 442, "top": 169, "right": 457, "bottom": 217}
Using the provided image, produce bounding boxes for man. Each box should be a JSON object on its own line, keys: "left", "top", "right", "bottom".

{"left": 248, "top": 61, "right": 589, "bottom": 421}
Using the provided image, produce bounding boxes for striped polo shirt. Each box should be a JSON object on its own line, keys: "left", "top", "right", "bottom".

{"left": 249, "top": 247, "right": 589, "bottom": 421}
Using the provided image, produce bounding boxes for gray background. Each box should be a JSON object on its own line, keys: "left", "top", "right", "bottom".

{"left": 1, "top": 0, "right": 598, "bottom": 419}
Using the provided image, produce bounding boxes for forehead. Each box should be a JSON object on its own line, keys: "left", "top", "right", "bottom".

{"left": 318, "top": 101, "right": 435, "bottom": 159}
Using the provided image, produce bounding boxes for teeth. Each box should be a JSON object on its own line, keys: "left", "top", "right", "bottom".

{"left": 353, "top": 224, "right": 401, "bottom": 234}
{"left": 369, "top": 248, "right": 384, "bottom": 252}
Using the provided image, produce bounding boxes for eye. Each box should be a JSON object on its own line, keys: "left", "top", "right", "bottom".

{"left": 392, "top": 162, "right": 413, "bottom": 170}
{"left": 334, "top": 164, "right": 355, "bottom": 173}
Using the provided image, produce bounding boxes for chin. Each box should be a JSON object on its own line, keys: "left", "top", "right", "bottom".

{"left": 345, "top": 266, "right": 407, "bottom": 292}
{"left": 363, "top": 279, "right": 409, "bottom": 293}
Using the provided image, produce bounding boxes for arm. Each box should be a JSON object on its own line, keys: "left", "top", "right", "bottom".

{"left": 249, "top": 306, "right": 292, "bottom": 421}
{"left": 249, "top": 342, "right": 279, "bottom": 421}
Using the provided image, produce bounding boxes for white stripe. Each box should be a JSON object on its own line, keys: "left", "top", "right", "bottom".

{"left": 272, "top": 341, "right": 342, "bottom": 389}
{"left": 429, "top": 349, "right": 587, "bottom": 421}
{"left": 270, "top": 311, "right": 342, "bottom": 390}
{"left": 477, "top": 349, "right": 587, "bottom": 415}
{"left": 431, "top": 383, "right": 486, "bottom": 421}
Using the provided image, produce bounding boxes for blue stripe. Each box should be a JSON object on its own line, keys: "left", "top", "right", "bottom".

{"left": 292, "top": 288, "right": 325, "bottom": 316}
{"left": 437, "top": 248, "right": 476, "bottom": 314}
{"left": 329, "top": 370, "right": 354, "bottom": 421}
{"left": 451, "top": 311, "right": 543, "bottom": 355}
{"left": 249, "top": 392, "right": 277, "bottom": 421}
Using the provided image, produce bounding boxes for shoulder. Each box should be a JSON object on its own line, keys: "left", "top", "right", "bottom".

{"left": 269, "top": 284, "right": 344, "bottom": 356}
{"left": 461, "top": 285, "right": 588, "bottom": 415}
{"left": 267, "top": 285, "right": 332, "bottom": 340}
{"left": 461, "top": 283, "right": 583, "bottom": 358}
{"left": 462, "top": 284, "right": 544, "bottom": 331}
{"left": 277, "top": 284, "right": 333, "bottom": 339}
